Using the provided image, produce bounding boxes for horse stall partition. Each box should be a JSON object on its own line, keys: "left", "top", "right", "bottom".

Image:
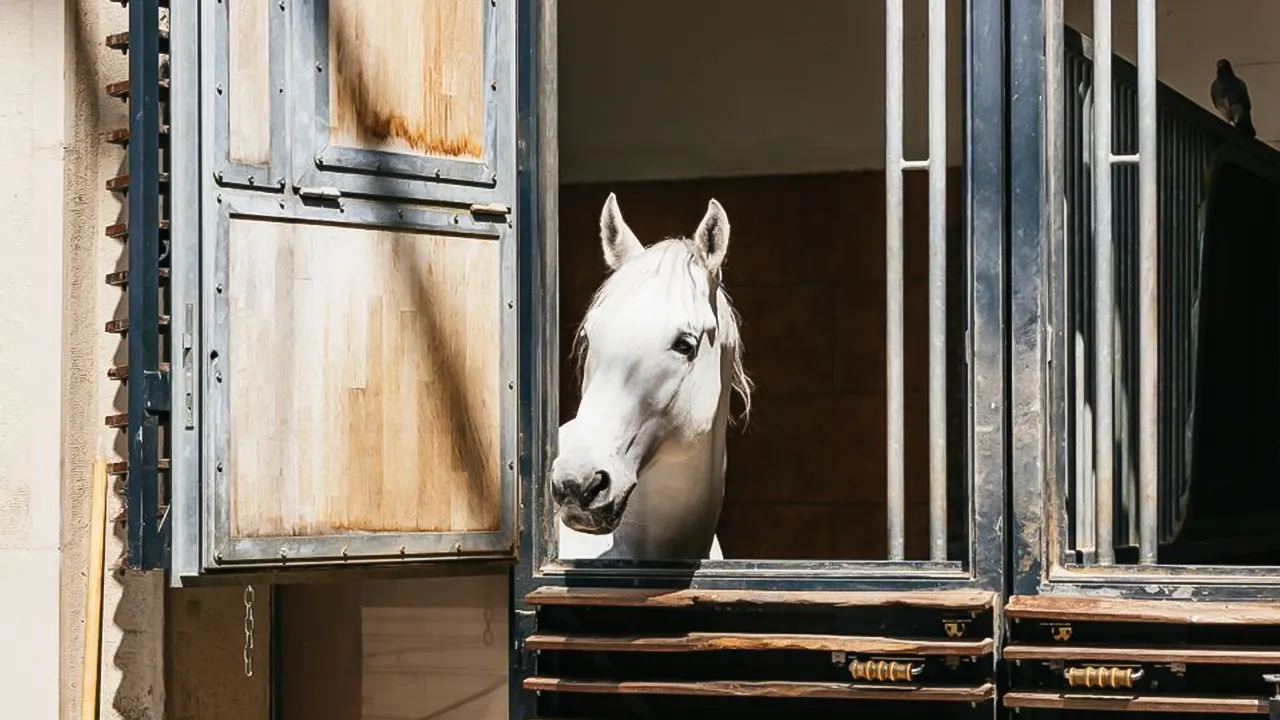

{"left": 1006, "top": 0, "right": 1280, "bottom": 714}
{"left": 511, "top": 0, "right": 1006, "bottom": 717}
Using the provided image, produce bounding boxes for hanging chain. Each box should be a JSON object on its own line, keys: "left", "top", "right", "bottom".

{"left": 482, "top": 603, "right": 494, "bottom": 646}
{"left": 243, "top": 585, "right": 256, "bottom": 677}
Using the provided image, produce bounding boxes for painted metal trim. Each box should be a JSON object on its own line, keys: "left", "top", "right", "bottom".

{"left": 125, "top": 0, "right": 167, "bottom": 571}
{"left": 167, "top": 0, "right": 201, "bottom": 585}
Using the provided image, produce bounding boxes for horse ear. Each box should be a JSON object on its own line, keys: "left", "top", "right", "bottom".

{"left": 599, "top": 193, "right": 644, "bottom": 270}
{"left": 693, "top": 199, "right": 730, "bottom": 274}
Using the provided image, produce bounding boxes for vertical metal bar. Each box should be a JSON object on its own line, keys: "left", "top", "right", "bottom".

{"left": 1092, "top": 0, "right": 1116, "bottom": 566}
{"left": 1136, "top": 0, "right": 1159, "bottom": 564}
{"left": 884, "top": 0, "right": 906, "bottom": 561}
{"left": 926, "top": 0, "right": 948, "bottom": 562}
{"left": 127, "top": 0, "right": 163, "bottom": 570}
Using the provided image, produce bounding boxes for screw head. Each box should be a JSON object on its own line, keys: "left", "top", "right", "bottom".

{"left": 216, "top": 461, "right": 224, "bottom": 472}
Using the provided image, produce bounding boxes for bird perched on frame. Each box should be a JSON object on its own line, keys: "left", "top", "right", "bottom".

{"left": 1210, "top": 58, "right": 1256, "bottom": 139}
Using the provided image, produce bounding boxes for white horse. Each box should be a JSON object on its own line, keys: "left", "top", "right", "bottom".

{"left": 550, "top": 193, "right": 752, "bottom": 561}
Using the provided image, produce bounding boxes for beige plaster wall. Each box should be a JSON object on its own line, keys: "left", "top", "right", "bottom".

{"left": 0, "top": 0, "right": 69, "bottom": 715}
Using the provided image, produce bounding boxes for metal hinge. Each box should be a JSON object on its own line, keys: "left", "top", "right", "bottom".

{"left": 469, "top": 202, "right": 510, "bottom": 219}
{"left": 296, "top": 186, "right": 342, "bottom": 201}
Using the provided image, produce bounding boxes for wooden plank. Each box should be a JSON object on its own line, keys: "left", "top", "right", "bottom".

{"left": 1005, "top": 595, "right": 1280, "bottom": 625}
{"left": 104, "top": 315, "right": 170, "bottom": 334}
{"left": 328, "top": 0, "right": 486, "bottom": 159}
{"left": 526, "top": 632, "right": 993, "bottom": 656}
{"left": 525, "top": 586, "right": 997, "bottom": 611}
{"left": 105, "top": 78, "right": 170, "bottom": 100}
{"left": 524, "top": 677, "right": 995, "bottom": 703}
{"left": 107, "top": 362, "right": 171, "bottom": 382}
{"left": 1002, "top": 691, "right": 1268, "bottom": 714}
{"left": 105, "top": 171, "right": 171, "bottom": 193}
{"left": 106, "top": 459, "right": 170, "bottom": 475}
{"left": 104, "top": 28, "right": 170, "bottom": 53}
{"left": 228, "top": 0, "right": 271, "bottom": 165}
{"left": 225, "top": 218, "right": 501, "bottom": 538}
{"left": 105, "top": 267, "right": 170, "bottom": 287}
{"left": 105, "top": 219, "right": 171, "bottom": 240}
{"left": 1005, "top": 642, "right": 1280, "bottom": 665}
{"left": 106, "top": 125, "right": 170, "bottom": 146}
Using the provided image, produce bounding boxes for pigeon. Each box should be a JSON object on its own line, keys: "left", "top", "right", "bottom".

{"left": 1211, "top": 58, "right": 1256, "bottom": 139}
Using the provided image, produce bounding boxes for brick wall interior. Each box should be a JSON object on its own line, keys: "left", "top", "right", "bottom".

{"left": 558, "top": 168, "right": 968, "bottom": 560}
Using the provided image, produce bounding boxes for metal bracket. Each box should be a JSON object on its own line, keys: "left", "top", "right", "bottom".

{"left": 296, "top": 185, "right": 342, "bottom": 201}
{"left": 1263, "top": 673, "right": 1280, "bottom": 720}
{"left": 469, "top": 201, "right": 510, "bottom": 219}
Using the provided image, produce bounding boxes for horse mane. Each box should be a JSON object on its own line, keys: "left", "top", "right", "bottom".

{"left": 571, "top": 237, "right": 753, "bottom": 424}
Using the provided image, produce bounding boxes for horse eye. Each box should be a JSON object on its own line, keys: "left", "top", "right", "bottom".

{"left": 671, "top": 335, "right": 698, "bottom": 358}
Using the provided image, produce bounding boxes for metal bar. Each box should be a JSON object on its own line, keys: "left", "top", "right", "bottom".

{"left": 1136, "top": 0, "right": 1159, "bottom": 564}
{"left": 926, "top": 0, "right": 948, "bottom": 562}
{"left": 126, "top": 0, "right": 164, "bottom": 570}
{"left": 884, "top": 0, "right": 906, "bottom": 561}
{"left": 1092, "top": 0, "right": 1116, "bottom": 566}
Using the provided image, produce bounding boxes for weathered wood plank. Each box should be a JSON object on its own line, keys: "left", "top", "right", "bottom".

{"left": 526, "top": 632, "right": 993, "bottom": 656}
{"left": 106, "top": 125, "right": 170, "bottom": 146}
{"left": 1005, "top": 595, "right": 1280, "bottom": 625}
{"left": 105, "top": 171, "right": 171, "bottom": 193}
{"left": 1002, "top": 691, "right": 1268, "bottom": 714}
{"left": 328, "top": 0, "right": 485, "bottom": 159}
{"left": 104, "top": 28, "right": 170, "bottom": 53}
{"left": 106, "top": 459, "right": 170, "bottom": 475}
{"left": 525, "top": 677, "right": 995, "bottom": 703}
{"left": 107, "top": 362, "right": 171, "bottom": 382}
{"left": 525, "top": 586, "right": 996, "bottom": 611}
{"left": 1005, "top": 642, "right": 1280, "bottom": 665}
{"left": 105, "top": 219, "right": 170, "bottom": 240}
{"left": 225, "top": 218, "right": 501, "bottom": 538}
{"left": 104, "top": 315, "right": 170, "bottom": 334}
{"left": 228, "top": 0, "right": 271, "bottom": 165}
{"left": 105, "top": 267, "right": 170, "bottom": 287}
{"left": 105, "top": 78, "right": 170, "bottom": 100}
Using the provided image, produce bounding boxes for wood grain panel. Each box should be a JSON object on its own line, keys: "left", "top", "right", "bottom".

{"left": 526, "top": 631, "right": 992, "bottom": 655}
{"left": 524, "top": 677, "right": 996, "bottom": 703}
{"left": 1005, "top": 595, "right": 1280, "bottom": 625}
{"left": 227, "top": 218, "right": 500, "bottom": 537}
{"left": 328, "top": 0, "right": 485, "bottom": 159}
{"left": 228, "top": 0, "right": 271, "bottom": 165}
{"left": 525, "top": 586, "right": 996, "bottom": 611}
{"left": 360, "top": 577, "right": 507, "bottom": 720}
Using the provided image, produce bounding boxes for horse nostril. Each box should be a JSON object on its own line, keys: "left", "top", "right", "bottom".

{"left": 580, "top": 470, "right": 610, "bottom": 504}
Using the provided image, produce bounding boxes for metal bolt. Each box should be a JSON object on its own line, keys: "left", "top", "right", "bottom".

{"left": 434, "top": 169, "right": 442, "bottom": 178}
{"left": 397, "top": 209, "right": 404, "bottom": 218}
{"left": 278, "top": 0, "right": 285, "bottom": 9}
{"left": 315, "top": 62, "right": 323, "bottom": 72}
{"left": 454, "top": 543, "right": 463, "bottom": 553}
{"left": 316, "top": 157, "right": 325, "bottom": 167}
{"left": 216, "top": 461, "right": 224, "bottom": 472}
{"left": 341, "top": 546, "right": 348, "bottom": 557}
{"left": 490, "top": 173, "right": 498, "bottom": 184}
{"left": 399, "top": 545, "right": 406, "bottom": 555}
{"left": 508, "top": 381, "right": 515, "bottom": 390}
{"left": 215, "top": 372, "right": 223, "bottom": 383}
{"left": 490, "top": 81, "right": 497, "bottom": 91}
{"left": 452, "top": 215, "right": 460, "bottom": 224}
{"left": 216, "top": 283, "right": 224, "bottom": 294}
{"left": 507, "top": 300, "right": 514, "bottom": 309}
{"left": 214, "top": 171, "right": 224, "bottom": 182}
{"left": 247, "top": 175, "right": 255, "bottom": 185}
{"left": 278, "top": 199, "right": 285, "bottom": 210}
{"left": 216, "top": 83, "right": 224, "bottom": 95}
{"left": 216, "top": 194, "right": 223, "bottom": 204}
{"left": 214, "top": 552, "right": 223, "bottom": 563}
{"left": 507, "top": 461, "right": 515, "bottom": 471}
{"left": 279, "top": 548, "right": 288, "bottom": 558}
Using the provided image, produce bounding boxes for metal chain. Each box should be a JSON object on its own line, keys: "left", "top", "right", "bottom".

{"left": 243, "top": 585, "right": 256, "bottom": 677}
{"left": 482, "top": 603, "right": 494, "bottom": 646}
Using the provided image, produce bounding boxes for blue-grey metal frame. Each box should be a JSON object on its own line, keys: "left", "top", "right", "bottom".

{"left": 510, "top": 0, "right": 1007, "bottom": 597}
{"left": 125, "top": 0, "right": 169, "bottom": 571}
{"left": 1009, "top": 0, "right": 1280, "bottom": 600}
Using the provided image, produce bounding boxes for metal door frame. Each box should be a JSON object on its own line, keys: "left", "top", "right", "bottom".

{"left": 1008, "top": 0, "right": 1280, "bottom": 601}
{"left": 511, "top": 0, "right": 1008, "bottom": 599}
